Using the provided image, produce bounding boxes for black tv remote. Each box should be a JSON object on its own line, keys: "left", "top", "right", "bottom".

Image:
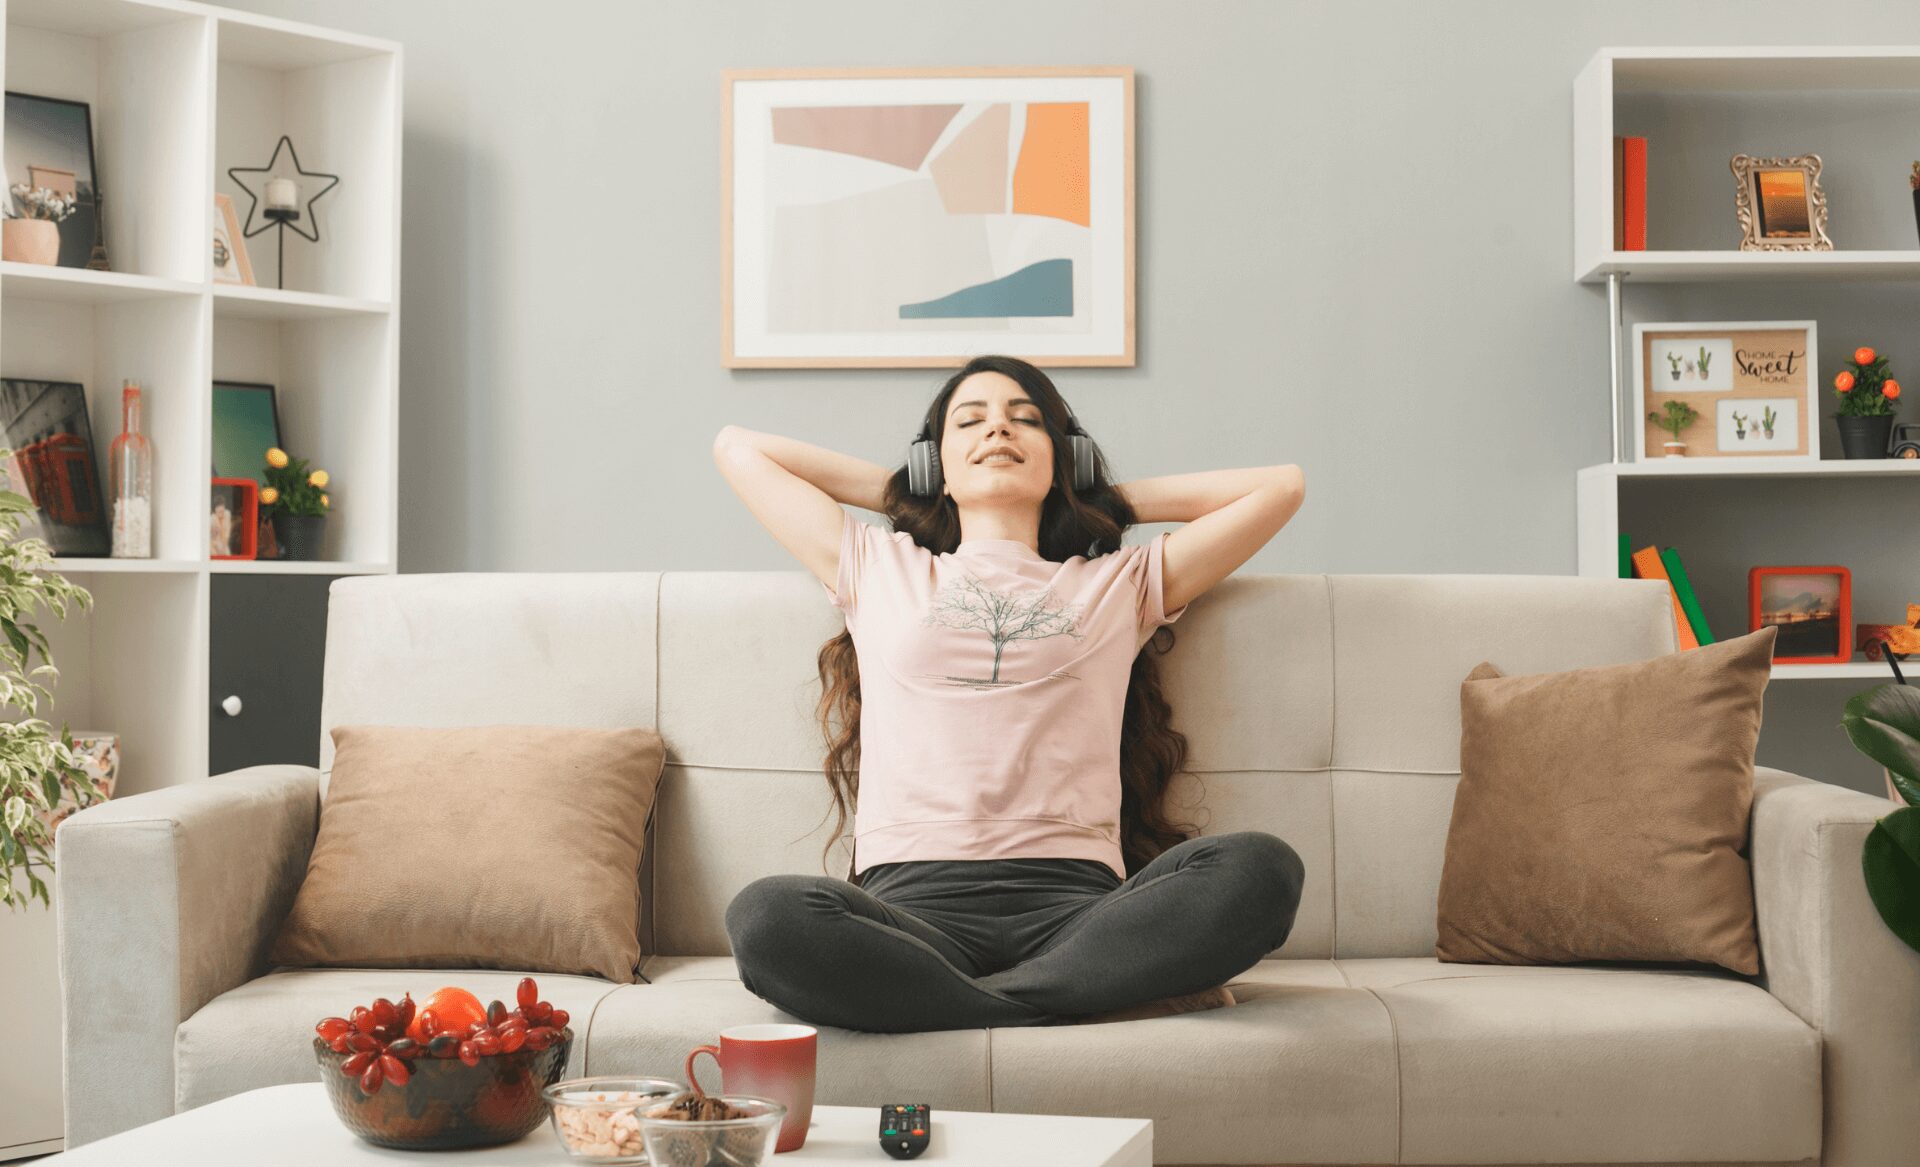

{"left": 878, "top": 1103, "right": 931, "bottom": 1159}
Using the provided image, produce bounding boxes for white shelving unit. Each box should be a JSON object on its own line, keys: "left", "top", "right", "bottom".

{"left": 1571, "top": 46, "right": 1920, "bottom": 683}
{"left": 0, "top": 1, "right": 400, "bottom": 1158}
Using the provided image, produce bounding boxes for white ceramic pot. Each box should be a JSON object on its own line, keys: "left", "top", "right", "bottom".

{"left": 2, "top": 218, "right": 60, "bottom": 265}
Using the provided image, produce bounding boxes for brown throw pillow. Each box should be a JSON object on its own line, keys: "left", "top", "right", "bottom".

{"left": 270, "top": 724, "right": 666, "bottom": 982}
{"left": 1435, "top": 626, "right": 1776, "bottom": 975}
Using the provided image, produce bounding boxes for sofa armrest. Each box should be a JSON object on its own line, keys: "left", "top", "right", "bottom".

{"left": 1750, "top": 765, "right": 1920, "bottom": 1167}
{"left": 55, "top": 764, "right": 320, "bottom": 1147}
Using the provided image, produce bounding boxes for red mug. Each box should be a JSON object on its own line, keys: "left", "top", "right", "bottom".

{"left": 688, "top": 1023, "right": 817, "bottom": 1152}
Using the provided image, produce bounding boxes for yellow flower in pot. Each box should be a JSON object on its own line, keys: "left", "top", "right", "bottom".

{"left": 261, "top": 447, "right": 333, "bottom": 562}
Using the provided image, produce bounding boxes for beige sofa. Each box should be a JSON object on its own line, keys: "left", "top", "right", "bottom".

{"left": 57, "top": 569, "right": 1920, "bottom": 1164}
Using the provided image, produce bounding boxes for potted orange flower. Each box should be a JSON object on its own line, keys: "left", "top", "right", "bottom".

{"left": 260, "top": 446, "right": 332, "bottom": 560}
{"left": 1834, "top": 345, "right": 1902, "bottom": 459}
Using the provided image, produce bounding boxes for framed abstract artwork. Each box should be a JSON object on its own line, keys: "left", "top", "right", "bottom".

{"left": 723, "top": 66, "right": 1135, "bottom": 369}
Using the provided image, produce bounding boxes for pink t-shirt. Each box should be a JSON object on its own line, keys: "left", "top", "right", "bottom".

{"left": 823, "top": 510, "right": 1189, "bottom": 879}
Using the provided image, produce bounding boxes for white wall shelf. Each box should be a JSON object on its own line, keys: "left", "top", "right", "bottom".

{"left": 1572, "top": 46, "right": 1920, "bottom": 686}
{"left": 1577, "top": 250, "right": 1920, "bottom": 285}
{"left": 0, "top": 1, "right": 400, "bottom": 1157}
{"left": 211, "top": 283, "right": 391, "bottom": 321}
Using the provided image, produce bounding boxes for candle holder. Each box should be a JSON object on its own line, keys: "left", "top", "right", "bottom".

{"left": 226, "top": 135, "right": 339, "bottom": 291}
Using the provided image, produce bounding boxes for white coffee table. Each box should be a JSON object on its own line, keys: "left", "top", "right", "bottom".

{"left": 43, "top": 1082, "right": 1152, "bottom": 1165}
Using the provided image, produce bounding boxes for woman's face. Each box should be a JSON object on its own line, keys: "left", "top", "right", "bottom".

{"left": 939, "top": 371, "right": 1055, "bottom": 506}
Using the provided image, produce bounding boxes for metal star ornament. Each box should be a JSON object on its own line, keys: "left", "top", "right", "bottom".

{"left": 227, "top": 135, "right": 339, "bottom": 244}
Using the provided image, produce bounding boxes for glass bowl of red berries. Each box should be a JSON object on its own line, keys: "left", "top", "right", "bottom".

{"left": 312, "top": 975, "right": 576, "bottom": 1150}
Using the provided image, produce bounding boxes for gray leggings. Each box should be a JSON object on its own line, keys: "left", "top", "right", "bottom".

{"left": 722, "top": 831, "right": 1305, "bottom": 1033}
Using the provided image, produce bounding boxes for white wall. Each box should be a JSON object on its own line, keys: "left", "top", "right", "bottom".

{"left": 214, "top": 0, "right": 1920, "bottom": 794}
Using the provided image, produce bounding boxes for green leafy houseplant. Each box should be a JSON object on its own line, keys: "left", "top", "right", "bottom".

{"left": 0, "top": 448, "right": 97, "bottom": 910}
{"left": 1840, "top": 683, "right": 1920, "bottom": 955}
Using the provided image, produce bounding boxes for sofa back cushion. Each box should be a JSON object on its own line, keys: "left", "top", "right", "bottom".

{"left": 321, "top": 568, "right": 1675, "bottom": 961}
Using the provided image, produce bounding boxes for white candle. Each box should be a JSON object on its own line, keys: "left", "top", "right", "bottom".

{"left": 265, "top": 178, "right": 298, "bottom": 210}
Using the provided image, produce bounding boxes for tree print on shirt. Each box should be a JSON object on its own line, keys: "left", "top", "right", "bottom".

{"left": 921, "top": 574, "right": 1085, "bottom": 686}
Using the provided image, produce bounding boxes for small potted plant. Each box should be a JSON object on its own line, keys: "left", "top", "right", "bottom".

{"left": 1731, "top": 410, "right": 1748, "bottom": 440}
{"left": 0, "top": 447, "right": 98, "bottom": 912}
{"left": 1833, "top": 345, "right": 1902, "bottom": 459}
{"left": 1696, "top": 346, "right": 1713, "bottom": 381}
{"left": 260, "top": 446, "right": 332, "bottom": 561}
{"left": 1666, "top": 352, "right": 1683, "bottom": 381}
{"left": 1839, "top": 682, "right": 1920, "bottom": 958}
{"left": 1648, "top": 399, "right": 1701, "bottom": 457}
{"left": 3, "top": 184, "right": 77, "bottom": 266}
{"left": 1761, "top": 404, "right": 1777, "bottom": 439}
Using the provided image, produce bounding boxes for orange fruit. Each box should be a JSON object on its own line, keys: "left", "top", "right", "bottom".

{"left": 1855, "top": 346, "right": 1877, "bottom": 365}
{"left": 1835, "top": 371, "right": 1855, "bottom": 392}
{"left": 406, "top": 986, "right": 488, "bottom": 1042}
{"left": 1887, "top": 381, "right": 1903, "bottom": 400}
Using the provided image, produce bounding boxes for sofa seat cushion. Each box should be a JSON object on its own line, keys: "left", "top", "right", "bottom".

{"left": 590, "top": 956, "right": 992, "bottom": 1109}
{"left": 993, "top": 959, "right": 1399, "bottom": 1165}
{"left": 1344, "top": 958, "right": 1821, "bottom": 1165}
{"left": 174, "top": 969, "right": 623, "bottom": 1113}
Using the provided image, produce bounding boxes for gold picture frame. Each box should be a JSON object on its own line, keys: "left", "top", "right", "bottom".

{"left": 1731, "top": 154, "right": 1831, "bottom": 251}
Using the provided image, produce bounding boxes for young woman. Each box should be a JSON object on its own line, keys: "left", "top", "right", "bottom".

{"left": 712, "top": 354, "right": 1307, "bottom": 1034}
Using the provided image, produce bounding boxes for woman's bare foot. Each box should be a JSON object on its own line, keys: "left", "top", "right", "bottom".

{"left": 1067, "top": 984, "right": 1236, "bottom": 1025}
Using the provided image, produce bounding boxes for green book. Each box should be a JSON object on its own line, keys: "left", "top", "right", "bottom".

{"left": 1660, "top": 546, "right": 1715, "bottom": 646}
{"left": 1619, "top": 533, "right": 1632, "bottom": 580}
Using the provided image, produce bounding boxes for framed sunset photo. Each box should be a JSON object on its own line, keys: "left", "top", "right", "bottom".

{"left": 1749, "top": 565, "right": 1851, "bottom": 664}
{"left": 722, "top": 66, "right": 1135, "bottom": 368}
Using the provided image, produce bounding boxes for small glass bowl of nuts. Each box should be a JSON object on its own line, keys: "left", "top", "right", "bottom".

{"left": 543, "top": 1077, "right": 687, "bottom": 1164}
{"left": 637, "top": 1095, "right": 786, "bottom": 1167}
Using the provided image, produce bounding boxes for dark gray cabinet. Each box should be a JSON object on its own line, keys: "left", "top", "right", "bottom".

{"left": 209, "top": 575, "right": 337, "bottom": 774}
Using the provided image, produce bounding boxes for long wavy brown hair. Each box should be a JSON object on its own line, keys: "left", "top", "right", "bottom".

{"left": 815, "top": 354, "right": 1196, "bottom": 881}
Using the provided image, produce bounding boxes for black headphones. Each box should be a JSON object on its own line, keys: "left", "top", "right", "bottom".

{"left": 908, "top": 404, "right": 1099, "bottom": 498}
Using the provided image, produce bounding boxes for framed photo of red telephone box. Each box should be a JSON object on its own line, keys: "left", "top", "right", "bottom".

{"left": 1749, "top": 565, "right": 1851, "bottom": 663}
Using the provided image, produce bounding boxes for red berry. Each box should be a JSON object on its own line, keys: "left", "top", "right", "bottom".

{"left": 487, "top": 1000, "right": 508, "bottom": 1028}
{"left": 458, "top": 1041, "right": 480, "bottom": 1067}
{"left": 360, "top": 1060, "right": 385, "bottom": 1094}
{"left": 474, "top": 1032, "right": 501, "bottom": 1057}
{"left": 328, "top": 1035, "right": 351, "bottom": 1054}
{"left": 516, "top": 978, "right": 538, "bottom": 1010}
{"left": 527, "top": 1002, "right": 552, "bottom": 1025}
{"left": 385, "top": 1038, "right": 421, "bottom": 1061}
{"left": 417, "top": 1008, "right": 440, "bottom": 1038}
{"left": 499, "top": 1027, "right": 526, "bottom": 1054}
{"left": 548, "top": 1009, "right": 570, "bottom": 1030}
{"left": 342, "top": 1050, "right": 375, "bottom": 1077}
{"left": 348, "top": 1033, "right": 379, "bottom": 1054}
{"left": 428, "top": 1034, "right": 460, "bottom": 1059}
{"left": 316, "top": 1017, "right": 352, "bottom": 1041}
{"left": 371, "top": 998, "right": 397, "bottom": 1029}
{"left": 468, "top": 1020, "right": 490, "bottom": 1039}
{"left": 351, "top": 1006, "right": 377, "bottom": 1034}
{"left": 395, "top": 994, "right": 416, "bottom": 1032}
{"left": 525, "top": 1027, "right": 558, "bottom": 1051}
{"left": 379, "top": 1054, "right": 408, "bottom": 1085}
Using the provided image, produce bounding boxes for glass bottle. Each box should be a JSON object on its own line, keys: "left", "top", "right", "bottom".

{"left": 108, "top": 380, "right": 152, "bottom": 558}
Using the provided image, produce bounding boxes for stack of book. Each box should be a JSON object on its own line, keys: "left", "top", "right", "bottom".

{"left": 1613, "top": 134, "right": 1647, "bottom": 250}
{"left": 1621, "top": 534, "right": 1713, "bottom": 649}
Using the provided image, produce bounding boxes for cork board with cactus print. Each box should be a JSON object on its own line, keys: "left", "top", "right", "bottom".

{"left": 1634, "top": 321, "right": 1818, "bottom": 462}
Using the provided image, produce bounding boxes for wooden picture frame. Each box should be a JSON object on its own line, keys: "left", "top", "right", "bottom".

{"left": 1633, "top": 320, "right": 1819, "bottom": 462}
{"left": 212, "top": 192, "right": 254, "bottom": 285}
{"left": 722, "top": 66, "right": 1135, "bottom": 368}
{"left": 1732, "top": 153, "right": 1832, "bottom": 251}
{"left": 209, "top": 477, "right": 258, "bottom": 560}
{"left": 1750, "top": 565, "right": 1851, "bottom": 664}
